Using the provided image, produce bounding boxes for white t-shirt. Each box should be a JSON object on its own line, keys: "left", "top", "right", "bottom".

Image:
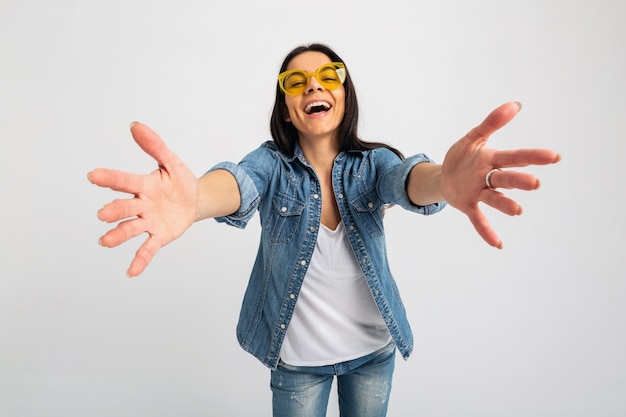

{"left": 280, "top": 221, "right": 392, "bottom": 366}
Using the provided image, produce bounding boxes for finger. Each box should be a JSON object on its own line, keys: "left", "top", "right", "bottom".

{"left": 467, "top": 206, "right": 503, "bottom": 249}
{"left": 484, "top": 170, "right": 541, "bottom": 191}
{"left": 465, "top": 102, "right": 522, "bottom": 145}
{"left": 88, "top": 168, "right": 147, "bottom": 194}
{"left": 492, "top": 148, "right": 562, "bottom": 168}
{"left": 97, "top": 198, "right": 145, "bottom": 223}
{"left": 481, "top": 189, "right": 523, "bottom": 216}
{"left": 127, "top": 236, "right": 163, "bottom": 277}
{"left": 99, "top": 218, "right": 147, "bottom": 248}
{"left": 129, "top": 122, "right": 180, "bottom": 170}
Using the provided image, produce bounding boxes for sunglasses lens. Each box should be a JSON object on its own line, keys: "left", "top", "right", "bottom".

{"left": 282, "top": 71, "right": 308, "bottom": 95}
{"left": 317, "top": 65, "right": 343, "bottom": 89}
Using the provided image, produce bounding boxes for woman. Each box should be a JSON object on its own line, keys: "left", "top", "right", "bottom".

{"left": 88, "top": 43, "right": 560, "bottom": 417}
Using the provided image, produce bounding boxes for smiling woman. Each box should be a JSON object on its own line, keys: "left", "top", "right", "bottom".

{"left": 88, "top": 43, "right": 560, "bottom": 417}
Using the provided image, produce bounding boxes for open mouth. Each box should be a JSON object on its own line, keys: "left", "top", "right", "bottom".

{"left": 304, "top": 101, "right": 332, "bottom": 115}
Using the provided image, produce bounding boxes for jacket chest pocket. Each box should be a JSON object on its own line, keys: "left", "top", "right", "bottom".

{"left": 351, "top": 189, "right": 384, "bottom": 238}
{"left": 266, "top": 193, "right": 306, "bottom": 243}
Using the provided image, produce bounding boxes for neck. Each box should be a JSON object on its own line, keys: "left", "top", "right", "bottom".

{"left": 298, "top": 134, "right": 340, "bottom": 169}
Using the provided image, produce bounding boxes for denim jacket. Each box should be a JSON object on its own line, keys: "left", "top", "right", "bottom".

{"left": 209, "top": 141, "right": 446, "bottom": 370}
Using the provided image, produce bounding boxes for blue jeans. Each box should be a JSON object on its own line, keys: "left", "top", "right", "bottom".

{"left": 270, "top": 342, "right": 396, "bottom": 417}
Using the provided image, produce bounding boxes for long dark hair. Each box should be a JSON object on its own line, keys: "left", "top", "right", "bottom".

{"left": 269, "top": 43, "right": 403, "bottom": 159}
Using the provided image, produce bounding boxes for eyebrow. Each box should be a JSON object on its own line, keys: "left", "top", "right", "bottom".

{"left": 286, "top": 63, "right": 334, "bottom": 73}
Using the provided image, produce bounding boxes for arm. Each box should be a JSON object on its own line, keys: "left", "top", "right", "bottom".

{"left": 196, "top": 169, "right": 241, "bottom": 222}
{"left": 407, "top": 102, "right": 561, "bottom": 248}
{"left": 88, "top": 122, "right": 240, "bottom": 277}
{"left": 406, "top": 162, "right": 444, "bottom": 206}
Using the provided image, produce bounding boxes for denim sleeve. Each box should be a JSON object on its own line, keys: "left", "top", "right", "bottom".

{"left": 205, "top": 143, "right": 279, "bottom": 228}
{"left": 206, "top": 161, "right": 261, "bottom": 229}
{"left": 376, "top": 151, "right": 447, "bottom": 215}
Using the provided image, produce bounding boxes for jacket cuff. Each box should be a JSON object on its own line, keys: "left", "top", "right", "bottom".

{"left": 206, "top": 162, "right": 260, "bottom": 229}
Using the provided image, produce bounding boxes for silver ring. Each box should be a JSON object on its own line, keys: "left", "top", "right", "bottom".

{"left": 485, "top": 168, "right": 501, "bottom": 190}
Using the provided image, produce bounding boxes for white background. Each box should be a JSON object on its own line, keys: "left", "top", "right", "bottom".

{"left": 1, "top": 1, "right": 625, "bottom": 416}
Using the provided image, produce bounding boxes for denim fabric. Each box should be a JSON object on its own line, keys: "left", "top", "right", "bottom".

{"left": 271, "top": 341, "right": 396, "bottom": 417}
{"left": 209, "top": 140, "right": 446, "bottom": 370}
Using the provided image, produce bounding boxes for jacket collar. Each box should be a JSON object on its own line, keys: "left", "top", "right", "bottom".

{"left": 279, "top": 140, "right": 366, "bottom": 166}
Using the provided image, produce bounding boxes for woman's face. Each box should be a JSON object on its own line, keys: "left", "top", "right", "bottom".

{"left": 283, "top": 51, "right": 346, "bottom": 146}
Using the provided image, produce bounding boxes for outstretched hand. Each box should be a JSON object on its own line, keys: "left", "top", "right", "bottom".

{"left": 88, "top": 123, "right": 198, "bottom": 277}
{"left": 440, "top": 102, "right": 561, "bottom": 249}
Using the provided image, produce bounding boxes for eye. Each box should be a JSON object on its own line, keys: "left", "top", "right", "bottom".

{"left": 285, "top": 73, "right": 307, "bottom": 89}
{"left": 319, "top": 68, "right": 336, "bottom": 79}
{"left": 319, "top": 67, "right": 340, "bottom": 82}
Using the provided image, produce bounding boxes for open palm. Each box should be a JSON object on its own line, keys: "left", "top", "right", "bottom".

{"left": 440, "top": 102, "right": 561, "bottom": 248}
{"left": 88, "top": 123, "right": 198, "bottom": 277}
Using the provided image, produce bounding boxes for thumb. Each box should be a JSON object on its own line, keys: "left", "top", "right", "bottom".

{"left": 129, "top": 122, "right": 178, "bottom": 168}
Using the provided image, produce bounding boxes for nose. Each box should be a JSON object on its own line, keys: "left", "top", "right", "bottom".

{"left": 305, "top": 75, "right": 324, "bottom": 94}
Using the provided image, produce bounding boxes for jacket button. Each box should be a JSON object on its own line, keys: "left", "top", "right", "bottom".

{"left": 300, "top": 260, "right": 307, "bottom": 266}
{"left": 281, "top": 207, "right": 287, "bottom": 213}
{"left": 368, "top": 202, "right": 374, "bottom": 208}
{"left": 313, "top": 194, "right": 319, "bottom": 199}
{"left": 280, "top": 324, "right": 286, "bottom": 329}
{"left": 290, "top": 294, "right": 295, "bottom": 299}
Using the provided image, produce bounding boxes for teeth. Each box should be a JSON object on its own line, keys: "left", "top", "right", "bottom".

{"left": 305, "top": 101, "right": 331, "bottom": 114}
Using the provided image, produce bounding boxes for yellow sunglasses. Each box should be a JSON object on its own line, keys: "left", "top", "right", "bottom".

{"left": 278, "top": 62, "right": 346, "bottom": 96}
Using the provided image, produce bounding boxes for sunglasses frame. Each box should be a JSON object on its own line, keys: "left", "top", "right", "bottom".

{"left": 278, "top": 62, "right": 346, "bottom": 96}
